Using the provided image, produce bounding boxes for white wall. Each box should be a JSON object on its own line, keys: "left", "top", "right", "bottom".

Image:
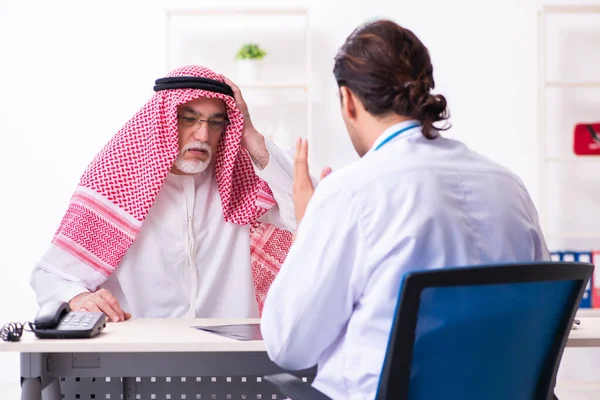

{"left": 1, "top": 0, "right": 599, "bottom": 386}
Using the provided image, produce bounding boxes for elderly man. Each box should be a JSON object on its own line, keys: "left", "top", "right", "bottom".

{"left": 30, "top": 65, "right": 306, "bottom": 321}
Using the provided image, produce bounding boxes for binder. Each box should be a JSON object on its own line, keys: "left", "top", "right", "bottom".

{"left": 556, "top": 251, "right": 592, "bottom": 308}
{"left": 575, "top": 252, "right": 593, "bottom": 308}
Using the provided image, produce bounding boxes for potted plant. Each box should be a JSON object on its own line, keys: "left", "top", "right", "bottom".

{"left": 236, "top": 43, "right": 267, "bottom": 82}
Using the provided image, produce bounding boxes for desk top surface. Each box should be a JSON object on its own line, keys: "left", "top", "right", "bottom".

{"left": 2, "top": 316, "right": 600, "bottom": 353}
{"left": 566, "top": 317, "right": 600, "bottom": 347}
{"left": 575, "top": 308, "right": 600, "bottom": 318}
{"left": 0, "top": 318, "right": 264, "bottom": 353}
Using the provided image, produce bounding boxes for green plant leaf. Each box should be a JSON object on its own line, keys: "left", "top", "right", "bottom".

{"left": 236, "top": 43, "right": 267, "bottom": 60}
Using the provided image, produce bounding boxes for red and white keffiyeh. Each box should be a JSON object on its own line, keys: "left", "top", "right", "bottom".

{"left": 51, "top": 65, "right": 292, "bottom": 313}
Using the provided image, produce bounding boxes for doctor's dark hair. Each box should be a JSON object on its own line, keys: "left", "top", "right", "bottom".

{"left": 333, "top": 20, "right": 450, "bottom": 139}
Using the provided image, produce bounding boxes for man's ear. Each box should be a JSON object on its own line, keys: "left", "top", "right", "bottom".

{"left": 340, "top": 86, "right": 357, "bottom": 121}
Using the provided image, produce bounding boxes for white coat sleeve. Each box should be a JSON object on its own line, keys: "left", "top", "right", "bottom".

{"left": 260, "top": 184, "right": 366, "bottom": 370}
{"left": 252, "top": 139, "right": 317, "bottom": 232}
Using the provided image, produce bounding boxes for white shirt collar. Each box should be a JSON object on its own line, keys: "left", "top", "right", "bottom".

{"left": 369, "top": 119, "right": 421, "bottom": 154}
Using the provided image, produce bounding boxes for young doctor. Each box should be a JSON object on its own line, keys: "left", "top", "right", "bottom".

{"left": 260, "top": 19, "right": 550, "bottom": 399}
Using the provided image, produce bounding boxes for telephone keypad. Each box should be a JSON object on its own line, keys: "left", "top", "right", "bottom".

{"left": 58, "top": 312, "right": 99, "bottom": 330}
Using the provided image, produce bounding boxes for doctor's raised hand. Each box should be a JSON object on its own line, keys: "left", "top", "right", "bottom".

{"left": 293, "top": 138, "right": 332, "bottom": 225}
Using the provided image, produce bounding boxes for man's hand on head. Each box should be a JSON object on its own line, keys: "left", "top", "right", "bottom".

{"left": 221, "top": 76, "right": 270, "bottom": 169}
{"left": 69, "top": 289, "right": 131, "bottom": 322}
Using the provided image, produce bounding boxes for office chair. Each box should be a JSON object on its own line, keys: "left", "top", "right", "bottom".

{"left": 264, "top": 261, "right": 593, "bottom": 400}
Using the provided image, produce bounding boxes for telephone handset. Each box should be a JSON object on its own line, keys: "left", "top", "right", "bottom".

{"left": 32, "top": 300, "right": 106, "bottom": 339}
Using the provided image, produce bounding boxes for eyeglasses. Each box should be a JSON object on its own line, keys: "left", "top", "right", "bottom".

{"left": 177, "top": 114, "right": 230, "bottom": 132}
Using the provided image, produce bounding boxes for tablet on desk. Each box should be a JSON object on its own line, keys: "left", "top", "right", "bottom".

{"left": 194, "top": 323, "right": 262, "bottom": 341}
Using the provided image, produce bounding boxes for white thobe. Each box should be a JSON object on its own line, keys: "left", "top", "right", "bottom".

{"left": 30, "top": 140, "right": 297, "bottom": 318}
{"left": 261, "top": 120, "right": 550, "bottom": 400}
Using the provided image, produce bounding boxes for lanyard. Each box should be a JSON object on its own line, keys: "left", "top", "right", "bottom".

{"left": 374, "top": 124, "right": 421, "bottom": 151}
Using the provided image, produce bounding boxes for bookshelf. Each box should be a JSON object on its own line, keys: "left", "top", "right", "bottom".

{"left": 537, "top": 5, "right": 600, "bottom": 247}
{"left": 164, "top": 8, "right": 312, "bottom": 157}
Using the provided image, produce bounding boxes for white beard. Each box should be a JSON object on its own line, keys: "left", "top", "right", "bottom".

{"left": 174, "top": 141, "right": 212, "bottom": 174}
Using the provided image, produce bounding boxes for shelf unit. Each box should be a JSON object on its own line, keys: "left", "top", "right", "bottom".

{"left": 540, "top": 4, "right": 600, "bottom": 13}
{"left": 537, "top": 5, "right": 600, "bottom": 243}
{"left": 546, "top": 232, "right": 600, "bottom": 239}
{"left": 164, "top": 8, "right": 312, "bottom": 156}
{"left": 236, "top": 81, "right": 309, "bottom": 90}
{"left": 544, "top": 81, "right": 600, "bottom": 88}
{"left": 544, "top": 156, "right": 600, "bottom": 163}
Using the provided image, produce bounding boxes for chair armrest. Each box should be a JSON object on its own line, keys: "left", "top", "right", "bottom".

{"left": 264, "top": 373, "right": 332, "bottom": 400}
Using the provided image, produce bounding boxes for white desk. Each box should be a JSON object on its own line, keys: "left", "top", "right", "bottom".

{"left": 558, "top": 316, "right": 600, "bottom": 395}
{"left": 0, "top": 318, "right": 266, "bottom": 353}
{"left": 0, "top": 318, "right": 312, "bottom": 400}
{"left": 2, "top": 317, "right": 599, "bottom": 400}
{"left": 567, "top": 317, "right": 600, "bottom": 347}
{"left": 575, "top": 308, "right": 600, "bottom": 318}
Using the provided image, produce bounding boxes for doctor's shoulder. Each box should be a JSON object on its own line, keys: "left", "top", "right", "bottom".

{"left": 464, "top": 146, "right": 529, "bottom": 186}
{"left": 312, "top": 156, "right": 385, "bottom": 201}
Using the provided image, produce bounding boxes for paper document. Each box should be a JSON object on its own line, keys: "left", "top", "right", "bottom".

{"left": 194, "top": 323, "right": 262, "bottom": 341}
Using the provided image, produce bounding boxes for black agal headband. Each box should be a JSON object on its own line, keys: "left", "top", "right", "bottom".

{"left": 153, "top": 76, "right": 234, "bottom": 98}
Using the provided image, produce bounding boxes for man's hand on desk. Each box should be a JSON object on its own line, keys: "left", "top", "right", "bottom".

{"left": 69, "top": 289, "right": 131, "bottom": 322}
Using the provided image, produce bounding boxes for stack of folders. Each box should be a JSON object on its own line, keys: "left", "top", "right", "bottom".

{"left": 550, "top": 251, "right": 599, "bottom": 309}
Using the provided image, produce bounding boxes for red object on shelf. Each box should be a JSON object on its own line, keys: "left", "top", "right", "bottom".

{"left": 593, "top": 251, "right": 600, "bottom": 308}
{"left": 573, "top": 123, "right": 600, "bottom": 155}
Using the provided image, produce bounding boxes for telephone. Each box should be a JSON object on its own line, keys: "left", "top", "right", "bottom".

{"left": 32, "top": 300, "right": 106, "bottom": 339}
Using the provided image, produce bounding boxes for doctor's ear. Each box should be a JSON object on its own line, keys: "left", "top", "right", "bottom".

{"left": 340, "top": 86, "right": 358, "bottom": 121}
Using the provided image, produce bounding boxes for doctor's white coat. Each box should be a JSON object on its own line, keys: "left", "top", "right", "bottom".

{"left": 261, "top": 120, "right": 550, "bottom": 400}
